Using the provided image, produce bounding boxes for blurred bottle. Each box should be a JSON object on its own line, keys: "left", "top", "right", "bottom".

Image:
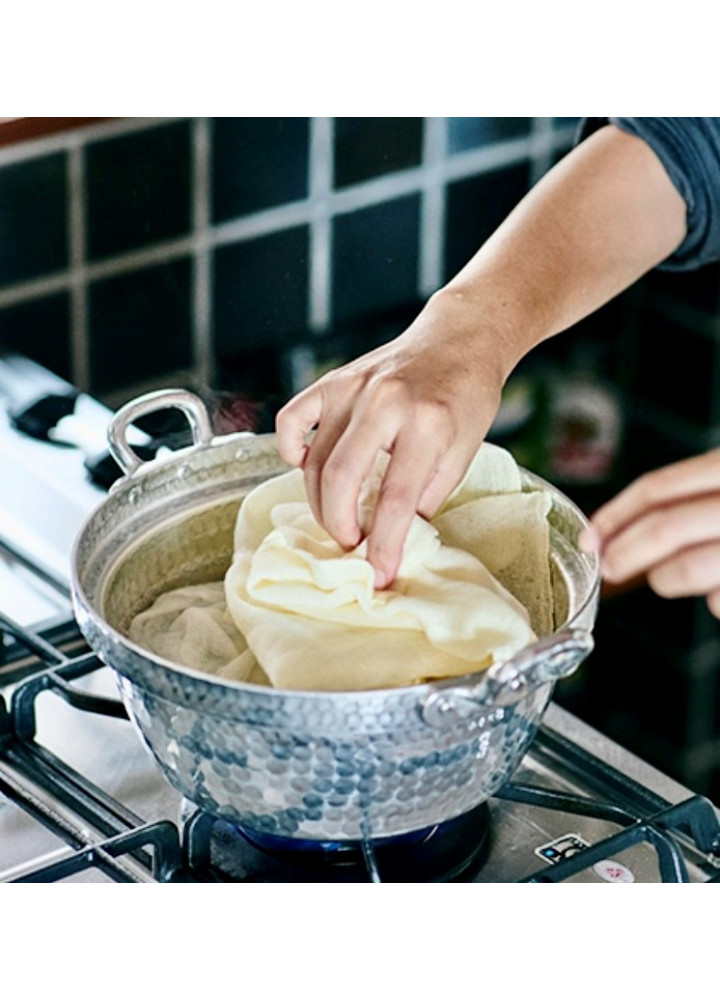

{"left": 487, "top": 368, "right": 551, "bottom": 475}
{"left": 546, "top": 344, "right": 624, "bottom": 514}
{"left": 548, "top": 362, "right": 622, "bottom": 490}
{"left": 489, "top": 344, "right": 624, "bottom": 515}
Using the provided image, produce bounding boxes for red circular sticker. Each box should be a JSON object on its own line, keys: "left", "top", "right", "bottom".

{"left": 593, "top": 859, "right": 635, "bottom": 883}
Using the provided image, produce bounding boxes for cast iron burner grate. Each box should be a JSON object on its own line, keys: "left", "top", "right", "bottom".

{"left": 181, "top": 802, "right": 491, "bottom": 883}
{"left": 2, "top": 609, "right": 720, "bottom": 882}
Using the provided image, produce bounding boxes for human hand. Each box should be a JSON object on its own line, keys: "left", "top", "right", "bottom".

{"left": 579, "top": 449, "right": 720, "bottom": 617}
{"left": 275, "top": 293, "right": 507, "bottom": 588}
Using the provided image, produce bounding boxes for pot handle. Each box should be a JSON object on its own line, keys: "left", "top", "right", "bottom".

{"left": 419, "top": 627, "right": 594, "bottom": 729}
{"left": 107, "top": 388, "right": 214, "bottom": 477}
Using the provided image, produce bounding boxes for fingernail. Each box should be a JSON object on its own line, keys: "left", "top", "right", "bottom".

{"left": 374, "top": 569, "right": 388, "bottom": 590}
{"left": 578, "top": 526, "right": 601, "bottom": 553}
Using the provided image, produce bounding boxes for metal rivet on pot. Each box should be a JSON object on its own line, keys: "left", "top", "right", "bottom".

{"left": 419, "top": 692, "right": 459, "bottom": 729}
{"left": 492, "top": 673, "right": 528, "bottom": 707}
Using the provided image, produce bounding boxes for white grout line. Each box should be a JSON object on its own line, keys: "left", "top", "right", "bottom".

{"left": 0, "top": 119, "right": 579, "bottom": 392}
{"left": 529, "top": 117, "right": 557, "bottom": 185}
{"left": 419, "top": 117, "right": 448, "bottom": 297}
{"left": 67, "top": 145, "right": 89, "bottom": 391}
{"left": 0, "top": 124, "right": 578, "bottom": 309}
{"left": 0, "top": 240, "right": 195, "bottom": 309}
{"left": 0, "top": 272, "right": 71, "bottom": 309}
{"left": 191, "top": 117, "right": 213, "bottom": 389}
{"left": 308, "top": 117, "right": 333, "bottom": 333}
{"left": 99, "top": 368, "right": 197, "bottom": 410}
{"left": 0, "top": 118, "right": 183, "bottom": 168}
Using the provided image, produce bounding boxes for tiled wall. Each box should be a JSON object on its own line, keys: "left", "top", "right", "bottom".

{"left": 3, "top": 116, "right": 720, "bottom": 798}
{"left": 0, "top": 117, "right": 575, "bottom": 423}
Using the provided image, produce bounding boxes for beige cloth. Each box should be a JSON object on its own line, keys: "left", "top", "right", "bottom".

{"left": 432, "top": 492, "right": 554, "bottom": 637}
{"left": 224, "top": 442, "right": 551, "bottom": 691}
{"left": 129, "top": 442, "right": 553, "bottom": 693}
{"left": 128, "top": 582, "right": 270, "bottom": 686}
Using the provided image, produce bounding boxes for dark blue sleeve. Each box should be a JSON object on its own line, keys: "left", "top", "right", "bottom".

{"left": 576, "top": 117, "right": 720, "bottom": 271}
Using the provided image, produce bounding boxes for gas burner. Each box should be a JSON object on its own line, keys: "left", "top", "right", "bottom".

{"left": 187, "top": 805, "right": 492, "bottom": 883}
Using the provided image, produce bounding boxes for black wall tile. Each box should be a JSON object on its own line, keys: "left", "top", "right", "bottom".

{"left": 444, "top": 163, "right": 530, "bottom": 280}
{"left": 448, "top": 118, "right": 531, "bottom": 153}
{"left": 213, "top": 226, "right": 309, "bottom": 355}
{"left": 332, "top": 195, "right": 420, "bottom": 325}
{"left": 215, "top": 343, "right": 291, "bottom": 434}
{"left": 212, "top": 118, "right": 309, "bottom": 222}
{"left": 645, "top": 263, "right": 720, "bottom": 314}
{"left": 562, "top": 606, "right": 693, "bottom": 751}
{"left": 311, "top": 303, "right": 421, "bottom": 370}
{"left": 708, "top": 768, "right": 720, "bottom": 805}
{"left": 0, "top": 293, "right": 71, "bottom": 379}
{"left": 0, "top": 153, "right": 67, "bottom": 287}
{"left": 85, "top": 121, "right": 191, "bottom": 260}
{"left": 632, "top": 310, "right": 718, "bottom": 428}
{"left": 334, "top": 119, "right": 423, "bottom": 189}
{"left": 621, "top": 411, "right": 694, "bottom": 483}
{"left": 556, "top": 587, "right": 705, "bottom": 755}
{"left": 88, "top": 258, "right": 192, "bottom": 394}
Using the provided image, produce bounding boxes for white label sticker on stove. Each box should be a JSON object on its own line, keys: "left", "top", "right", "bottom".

{"left": 535, "top": 832, "right": 590, "bottom": 864}
{"left": 592, "top": 859, "right": 635, "bottom": 883}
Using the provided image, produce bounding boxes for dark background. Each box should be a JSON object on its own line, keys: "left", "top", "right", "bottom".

{"left": 2, "top": 117, "right": 720, "bottom": 800}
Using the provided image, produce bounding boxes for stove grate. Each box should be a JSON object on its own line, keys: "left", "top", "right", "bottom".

{"left": 500, "top": 782, "right": 720, "bottom": 882}
{"left": 2, "top": 611, "right": 720, "bottom": 882}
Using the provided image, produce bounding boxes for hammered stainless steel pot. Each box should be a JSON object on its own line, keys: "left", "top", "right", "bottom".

{"left": 71, "top": 388, "right": 600, "bottom": 842}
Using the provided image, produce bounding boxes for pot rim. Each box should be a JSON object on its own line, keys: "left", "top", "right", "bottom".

{"left": 70, "top": 430, "right": 600, "bottom": 706}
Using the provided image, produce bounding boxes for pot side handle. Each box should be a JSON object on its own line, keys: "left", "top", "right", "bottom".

{"left": 419, "top": 627, "right": 594, "bottom": 729}
{"left": 107, "top": 388, "right": 214, "bottom": 478}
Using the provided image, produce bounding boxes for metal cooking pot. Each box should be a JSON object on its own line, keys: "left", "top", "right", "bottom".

{"left": 71, "top": 389, "right": 600, "bottom": 842}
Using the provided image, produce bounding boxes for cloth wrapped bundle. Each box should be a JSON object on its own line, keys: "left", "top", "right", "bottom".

{"left": 129, "top": 442, "right": 553, "bottom": 692}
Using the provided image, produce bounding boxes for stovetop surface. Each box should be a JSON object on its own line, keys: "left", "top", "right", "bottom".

{"left": 1, "top": 643, "right": 718, "bottom": 882}
{"left": 1, "top": 352, "right": 719, "bottom": 882}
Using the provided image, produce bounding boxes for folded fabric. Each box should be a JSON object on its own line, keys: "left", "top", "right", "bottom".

{"left": 223, "top": 442, "right": 552, "bottom": 691}
{"left": 432, "top": 492, "right": 554, "bottom": 637}
{"left": 128, "top": 581, "right": 270, "bottom": 686}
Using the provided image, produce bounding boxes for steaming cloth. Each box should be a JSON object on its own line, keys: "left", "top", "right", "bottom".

{"left": 129, "top": 442, "right": 553, "bottom": 691}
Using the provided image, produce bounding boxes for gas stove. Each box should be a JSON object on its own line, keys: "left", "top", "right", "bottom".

{"left": 2, "top": 353, "right": 720, "bottom": 883}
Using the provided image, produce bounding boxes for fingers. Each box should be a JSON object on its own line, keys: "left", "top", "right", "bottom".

{"left": 366, "top": 445, "right": 474, "bottom": 587}
{"left": 577, "top": 450, "right": 720, "bottom": 618}
{"left": 273, "top": 326, "right": 496, "bottom": 589}
{"left": 363, "top": 431, "right": 451, "bottom": 587}
{"left": 303, "top": 409, "right": 387, "bottom": 551}
{"left": 275, "top": 385, "right": 324, "bottom": 467}
{"left": 589, "top": 450, "right": 720, "bottom": 545}
{"left": 599, "top": 493, "right": 720, "bottom": 584}
{"left": 650, "top": 540, "right": 720, "bottom": 622}
{"left": 417, "top": 449, "right": 474, "bottom": 520}
{"left": 706, "top": 589, "right": 720, "bottom": 619}
{"left": 277, "top": 382, "right": 470, "bottom": 586}
{"left": 648, "top": 539, "right": 720, "bottom": 599}
{"left": 313, "top": 406, "right": 458, "bottom": 584}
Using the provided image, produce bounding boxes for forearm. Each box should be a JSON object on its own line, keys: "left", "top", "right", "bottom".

{"left": 428, "top": 124, "right": 687, "bottom": 380}
{"left": 276, "top": 122, "right": 690, "bottom": 587}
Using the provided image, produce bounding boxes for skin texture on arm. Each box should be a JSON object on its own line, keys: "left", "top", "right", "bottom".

{"left": 275, "top": 124, "right": 687, "bottom": 588}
